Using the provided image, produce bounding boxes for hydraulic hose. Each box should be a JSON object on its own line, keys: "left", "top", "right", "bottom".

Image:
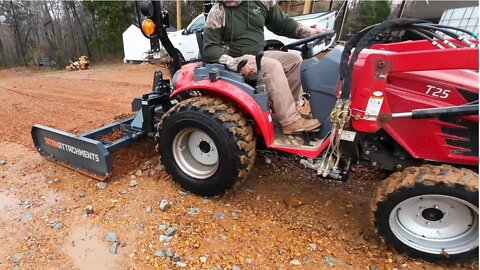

{"left": 407, "top": 29, "right": 445, "bottom": 49}
{"left": 338, "top": 18, "right": 478, "bottom": 100}
{"left": 340, "top": 18, "right": 426, "bottom": 100}
{"left": 414, "top": 24, "right": 466, "bottom": 45}
{"left": 419, "top": 23, "right": 478, "bottom": 39}
{"left": 414, "top": 27, "right": 459, "bottom": 48}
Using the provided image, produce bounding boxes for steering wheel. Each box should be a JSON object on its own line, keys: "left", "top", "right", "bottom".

{"left": 281, "top": 30, "right": 336, "bottom": 53}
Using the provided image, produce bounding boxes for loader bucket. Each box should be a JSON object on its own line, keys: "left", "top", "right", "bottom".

{"left": 32, "top": 125, "right": 111, "bottom": 177}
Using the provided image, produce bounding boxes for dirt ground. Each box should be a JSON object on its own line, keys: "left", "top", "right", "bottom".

{"left": 0, "top": 63, "right": 477, "bottom": 270}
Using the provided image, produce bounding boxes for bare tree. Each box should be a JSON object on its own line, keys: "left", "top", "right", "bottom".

{"left": 0, "top": 0, "right": 96, "bottom": 67}
{"left": 1, "top": 0, "right": 27, "bottom": 65}
{"left": 68, "top": 1, "right": 92, "bottom": 57}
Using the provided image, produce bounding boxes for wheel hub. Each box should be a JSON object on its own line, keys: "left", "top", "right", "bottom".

{"left": 422, "top": 208, "right": 444, "bottom": 222}
{"left": 390, "top": 194, "right": 478, "bottom": 255}
{"left": 187, "top": 131, "right": 218, "bottom": 166}
{"left": 172, "top": 128, "right": 219, "bottom": 179}
{"left": 199, "top": 141, "right": 211, "bottom": 154}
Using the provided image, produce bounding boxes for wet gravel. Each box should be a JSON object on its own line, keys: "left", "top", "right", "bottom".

{"left": 0, "top": 65, "right": 477, "bottom": 270}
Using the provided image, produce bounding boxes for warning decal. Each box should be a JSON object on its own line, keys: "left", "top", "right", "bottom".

{"left": 365, "top": 96, "right": 384, "bottom": 121}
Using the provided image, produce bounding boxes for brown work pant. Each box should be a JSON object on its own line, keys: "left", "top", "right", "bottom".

{"left": 239, "top": 51, "right": 303, "bottom": 126}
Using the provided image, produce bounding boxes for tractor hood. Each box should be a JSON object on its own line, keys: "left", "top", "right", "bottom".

{"left": 388, "top": 69, "right": 479, "bottom": 103}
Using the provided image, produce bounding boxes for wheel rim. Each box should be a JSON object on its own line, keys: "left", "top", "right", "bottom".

{"left": 172, "top": 127, "right": 219, "bottom": 179}
{"left": 389, "top": 194, "right": 478, "bottom": 255}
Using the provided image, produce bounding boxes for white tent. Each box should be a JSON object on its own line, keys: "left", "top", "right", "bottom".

{"left": 122, "top": 24, "right": 151, "bottom": 63}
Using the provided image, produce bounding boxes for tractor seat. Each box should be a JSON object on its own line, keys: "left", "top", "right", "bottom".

{"left": 196, "top": 30, "right": 259, "bottom": 88}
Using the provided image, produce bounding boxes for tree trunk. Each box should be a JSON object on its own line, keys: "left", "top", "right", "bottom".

{"left": 88, "top": 7, "right": 99, "bottom": 39}
{"left": 69, "top": 2, "right": 92, "bottom": 57}
{"left": 62, "top": 1, "right": 79, "bottom": 58}
{"left": 50, "top": 2, "right": 68, "bottom": 66}
{"left": 43, "top": 2, "right": 60, "bottom": 64}
{"left": 28, "top": 43, "right": 38, "bottom": 66}
{"left": 10, "top": 1, "right": 27, "bottom": 66}
{"left": 0, "top": 38, "right": 6, "bottom": 67}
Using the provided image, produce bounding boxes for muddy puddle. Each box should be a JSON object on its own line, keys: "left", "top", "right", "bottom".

{"left": 64, "top": 224, "right": 120, "bottom": 270}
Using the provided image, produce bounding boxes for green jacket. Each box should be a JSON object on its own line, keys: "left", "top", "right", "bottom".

{"left": 203, "top": 0, "right": 308, "bottom": 62}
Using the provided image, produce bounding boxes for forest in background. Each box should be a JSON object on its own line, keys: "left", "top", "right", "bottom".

{"left": 0, "top": 0, "right": 397, "bottom": 68}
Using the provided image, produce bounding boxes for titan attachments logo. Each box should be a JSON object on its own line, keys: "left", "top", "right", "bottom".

{"left": 44, "top": 138, "right": 100, "bottom": 162}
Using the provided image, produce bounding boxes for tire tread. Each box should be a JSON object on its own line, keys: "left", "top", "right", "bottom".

{"left": 155, "top": 96, "right": 256, "bottom": 193}
{"left": 371, "top": 164, "right": 478, "bottom": 262}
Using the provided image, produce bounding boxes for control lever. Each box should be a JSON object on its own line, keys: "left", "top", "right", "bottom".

{"left": 255, "top": 52, "right": 266, "bottom": 93}
{"left": 236, "top": 59, "right": 248, "bottom": 73}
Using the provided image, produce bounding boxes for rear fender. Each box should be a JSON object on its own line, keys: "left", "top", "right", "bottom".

{"left": 170, "top": 80, "right": 275, "bottom": 145}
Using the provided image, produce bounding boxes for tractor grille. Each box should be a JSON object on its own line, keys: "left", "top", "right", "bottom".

{"left": 440, "top": 116, "right": 478, "bottom": 157}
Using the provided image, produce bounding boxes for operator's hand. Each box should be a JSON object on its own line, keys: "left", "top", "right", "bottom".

{"left": 219, "top": 54, "right": 255, "bottom": 76}
{"left": 239, "top": 64, "right": 254, "bottom": 76}
{"left": 238, "top": 55, "right": 256, "bottom": 76}
{"left": 309, "top": 27, "right": 327, "bottom": 36}
{"left": 219, "top": 54, "right": 238, "bottom": 70}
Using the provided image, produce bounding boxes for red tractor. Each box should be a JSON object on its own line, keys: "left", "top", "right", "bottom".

{"left": 32, "top": 1, "right": 478, "bottom": 264}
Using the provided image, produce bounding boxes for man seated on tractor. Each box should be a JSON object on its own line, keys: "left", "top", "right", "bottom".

{"left": 203, "top": 0, "right": 326, "bottom": 135}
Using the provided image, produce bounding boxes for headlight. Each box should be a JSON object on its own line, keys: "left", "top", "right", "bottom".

{"left": 142, "top": 19, "right": 156, "bottom": 35}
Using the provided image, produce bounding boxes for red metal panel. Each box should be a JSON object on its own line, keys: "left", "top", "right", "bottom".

{"left": 171, "top": 64, "right": 275, "bottom": 146}
{"left": 348, "top": 46, "right": 478, "bottom": 165}
{"left": 387, "top": 49, "right": 479, "bottom": 72}
{"left": 382, "top": 87, "right": 478, "bottom": 165}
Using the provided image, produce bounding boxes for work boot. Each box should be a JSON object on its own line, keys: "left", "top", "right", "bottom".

{"left": 296, "top": 97, "right": 312, "bottom": 119}
{"left": 282, "top": 118, "right": 321, "bottom": 135}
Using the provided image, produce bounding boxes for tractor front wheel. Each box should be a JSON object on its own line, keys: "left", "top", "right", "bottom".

{"left": 372, "top": 165, "right": 478, "bottom": 263}
{"left": 156, "top": 96, "right": 256, "bottom": 196}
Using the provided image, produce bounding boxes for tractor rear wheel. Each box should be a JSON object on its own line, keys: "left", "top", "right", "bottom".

{"left": 372, "top": 165, "right": 478, "bottom": 263}
{"left": 156, "top": 96, "right": 256, "bottom": 196}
